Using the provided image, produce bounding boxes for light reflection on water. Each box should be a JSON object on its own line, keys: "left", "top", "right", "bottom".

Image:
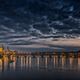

{"left": 0, "top": 55, "right": 80, "bottom": 80}
{"left": 0, "top": 55, "right": 80, "bottom": 72}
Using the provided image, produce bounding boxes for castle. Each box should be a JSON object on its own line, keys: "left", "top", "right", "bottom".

{"left": 0, "top": 45, "right": 16, "bottom": 55}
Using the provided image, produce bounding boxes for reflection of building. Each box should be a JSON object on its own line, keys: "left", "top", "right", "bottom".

{"left": 44, "top": 55, "right": 49, "bottom": 68}
{"left": 35, "top": 55, "right": 41, "bottom": 68}
{"left": 0, "top": 59, "right": 2, "bottom": 71}
{"left": 62, "top": 57, "right": 66, "bottom": 67}
{"left": 69, "top": 57, "right": 74, "bottom": 66}
{"left": 53, "top": 55, "right": 58, "bottom": 68}
{"left": 78, "top": 57, "right": 80, "bottom": 66}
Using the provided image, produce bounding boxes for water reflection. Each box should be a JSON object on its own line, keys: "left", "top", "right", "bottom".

{"left": 0, "top": 55, "right": 80, "bottom": 72}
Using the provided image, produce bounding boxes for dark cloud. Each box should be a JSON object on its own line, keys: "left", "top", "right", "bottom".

{"left": 0, "top": 0, "right": 79, "bottom": 45}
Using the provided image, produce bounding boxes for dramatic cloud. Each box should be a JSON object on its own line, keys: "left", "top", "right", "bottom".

{"left": 0, "top": 0, "right": 80, "bottom": 50}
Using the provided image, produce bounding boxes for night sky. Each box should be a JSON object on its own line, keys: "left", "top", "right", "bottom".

{"left": 0, "top": 0, "right": 80, "bottom": 48}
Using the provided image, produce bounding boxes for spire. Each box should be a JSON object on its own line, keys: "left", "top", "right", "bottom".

{"left": 1, "top": 44, "right": 4, "bottom": 50}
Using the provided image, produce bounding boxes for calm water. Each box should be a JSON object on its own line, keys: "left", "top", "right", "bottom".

{"left": 0, "top": 55, "right": 80, "bottom": 80}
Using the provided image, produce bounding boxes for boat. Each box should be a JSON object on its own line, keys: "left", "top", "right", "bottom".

{"left": 9, "top": 59, "right": 14, "bottom": 63}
